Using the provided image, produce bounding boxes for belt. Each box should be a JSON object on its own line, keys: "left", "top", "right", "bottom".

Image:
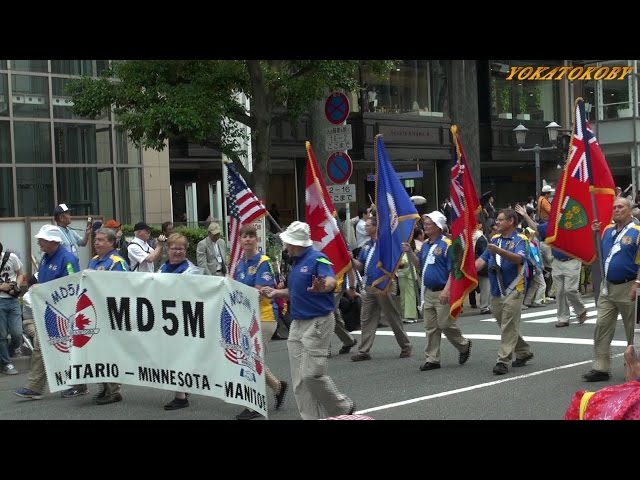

{"left": 427, "top": 285, "right": 445, "bottom": 292}
{"left": 555, "top": 257, "right": 573, "bottom": 262}
{"left": 609, "top": 278, "right": 635, "bottom": 285}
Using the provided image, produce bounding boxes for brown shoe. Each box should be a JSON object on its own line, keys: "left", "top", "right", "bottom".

{"left": 351, "top": 352, "right": 371, "bottom": 362}
{"left": 399, "top": 348, "right": 412, "bottom": 358}
{"left": 577, "top": 311, "right": 588, "bottom": 324}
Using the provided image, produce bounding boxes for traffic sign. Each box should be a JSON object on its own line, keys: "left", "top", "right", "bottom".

{"left": 325, "top": 124, "right": 353, "bottom": 151}
{"left": 327, "top": 183, "right": 356, "bottom": 204}
{"left": 324, "top": 92, "right": 350, "bottom": 125}
{"left": 326, "top": 152, "right": 353, "bottom": 185}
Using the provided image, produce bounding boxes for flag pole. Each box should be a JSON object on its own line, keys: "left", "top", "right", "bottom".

{"left": 578, "top": 97, "right": 606, "bottom": 278}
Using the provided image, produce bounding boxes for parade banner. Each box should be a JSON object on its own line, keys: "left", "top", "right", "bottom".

{"left": 31, "top": 270, "right": 267, "bottom": 416}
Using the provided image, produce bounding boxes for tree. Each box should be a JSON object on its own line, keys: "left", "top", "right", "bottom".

{"left": 67, "top": 60, "right": 393, "bottom": 199}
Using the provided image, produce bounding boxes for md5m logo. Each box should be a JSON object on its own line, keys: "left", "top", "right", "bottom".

{"left": 45, "top": 289, "right": 100, "bottom": 352}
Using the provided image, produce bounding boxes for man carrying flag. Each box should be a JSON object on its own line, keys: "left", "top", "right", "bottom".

{"left": 350, "top": 135, "right": 417, "bottom": 362}
{"left": 304, "top": 141, "right": 358, "bottom": 356}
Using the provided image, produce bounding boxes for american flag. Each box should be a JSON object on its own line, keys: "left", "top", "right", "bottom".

{"left": 44, "top": 303, "right": 71, "bottom": 353}
{"left": 226, "top": 163, "right": 268, "bottom": 278}
{"left": 220, "top": 303, "right": 245, "bottom": 364}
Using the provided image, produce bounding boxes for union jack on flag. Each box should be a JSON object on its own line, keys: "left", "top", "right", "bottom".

{"left": 226, "top": 163, "right": 268, "bottom": 278}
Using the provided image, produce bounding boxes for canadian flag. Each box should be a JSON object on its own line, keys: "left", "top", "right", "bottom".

{"left": 305, "top": 141, "right": 352, "bottom": 279}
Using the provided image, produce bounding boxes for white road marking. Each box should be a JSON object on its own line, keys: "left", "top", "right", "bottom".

{"left": 356, "top": 352, "right": 625, "bottom": 415}
{"left": 356, "top": 330, "right": 629, "bottom": 346}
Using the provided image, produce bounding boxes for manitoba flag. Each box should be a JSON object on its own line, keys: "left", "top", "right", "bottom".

{"left": 305, "top": 141, "right": 351, "bottom": 279}
{"left": 449, "top": 125, "right": 480, "bottom": 319}
{"left": 545, "top": 98, "right": 615, "bottom": 263}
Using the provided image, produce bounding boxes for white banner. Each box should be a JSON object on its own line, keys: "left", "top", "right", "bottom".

{"left": 31, "top": 271, "right": 267, "bottom": 416}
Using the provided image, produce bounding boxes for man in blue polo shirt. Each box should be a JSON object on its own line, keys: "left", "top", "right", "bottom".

{"left": 583, "top": 197, "right": 640, "bottom": 382}
{"left": 262, "top": 221, "right": 355, "bottom": 420}
{"left": 476, "top": 209, "right": 534, "bottom": 375}
{"left": 402, "top": 211, "right": 472, "bottom": 371}
{"left": 15, "top": 225, "right": 80, "bottom": 400}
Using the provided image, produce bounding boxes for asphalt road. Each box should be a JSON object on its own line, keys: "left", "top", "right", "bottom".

{"left": 1, "top": 293, "right": 634, "bottom": 420}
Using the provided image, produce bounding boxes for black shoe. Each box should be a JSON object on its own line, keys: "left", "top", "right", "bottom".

{"left": 339, "top": 340, "right": 357, "bottom": 355}
{"left": 419, "top": 362, "right": 441, "bottom": 371}
{"left": 164, "top": 397, "right": 189, "bottom": 410}
{"left": 236, "top": 408, "right": 261, "bottom": 420}
{"left": 493, "top": 362, "right": 508, "bottom": 375}
{"left": 95, "top": 392, "right": 122, "bottom": 405}
{"left": 582, "top": 369, "right": 610, "bottom": 382}
{"left": 512, "top": 352, "right": 534, "bottom": 367}
{"left": 459, "top": 340, "right": 472, "bottom": 365}
{"left": 274, "top": 381, "right": 288, "bottom": 410}
{"left": 480, "top": 308, "right": 491, "bottom": 315}
{"left": 347, "top": 400, "right": 356, "bottom": 415}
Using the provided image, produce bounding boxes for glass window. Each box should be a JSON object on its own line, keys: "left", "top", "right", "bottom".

{"left": 14, "top": 121, "right": 52, "bottom": 164}
{"left": 56, "top": 167, "right": 113, "bottom": 217}
{"left": 0, "top": 167, "right": 14, "bottom": 217}
{"left": 358, "top": 60, "right": 450, "bottom": 116}
{"left": 10, "top": 60, "right": 48, "bottom": 73}
{"left": 0, "top": 61, "right": 7, "bottom": 70}
{"left": 0, "top": 122, "right": 9, "bottom": 163}
{"left": 54, "top": 123, "right": 112, "bottom": 164}
{"left": 0, "top": 74, "right": 8, "bottom": 116}
{"left": 600, "top": 61, "right": 631, "bottom": 119}
{"left": 11, "top": 74, "right": 50, "bottom": 118}
{"left": 116, "top": 128, "right": 141, "bottom": 164}
{"left": 490, "top": 60, "right": 560, "bottom": 122}
{"left": 51, "top": 60, "right": 109, "bottom": 77}
{"left": 16, "top": 167, "right": 53, "bottom": 216}
{"left": 52, "top": 77, "right": 110, "bottom": 120}
{"left": 118, "top": 168, "right": 143, "bottom": 224}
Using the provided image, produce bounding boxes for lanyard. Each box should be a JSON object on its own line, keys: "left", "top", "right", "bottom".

{"left": 362, "top": 241, "right": 376, "bottom": 287}
{"left": 604, "top": 221, "right": 633, "bottom": 280}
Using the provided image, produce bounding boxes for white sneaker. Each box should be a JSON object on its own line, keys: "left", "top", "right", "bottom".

{"left": 2, "top": 363, "right": 18, "bottom": 375}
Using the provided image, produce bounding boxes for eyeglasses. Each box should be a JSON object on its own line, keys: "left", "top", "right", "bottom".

{"left": 169, "top": 247, "right": 186, "bottom": 252}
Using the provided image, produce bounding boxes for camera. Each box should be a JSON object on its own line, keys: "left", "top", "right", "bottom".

{"left": 6, "top": 281, "right": 21, "bottom": 298}
{"left": 489, "top": 264, "right": 502, "bottom": 274}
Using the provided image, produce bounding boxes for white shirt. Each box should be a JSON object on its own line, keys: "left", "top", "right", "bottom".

{"left": 355, "top": 218, "right": 370, "bottom": 249}
{"left": 127, "top": 237, "right": 155, "bottom": 273}
{"left": 0, "top": 252, "right": 24, "bottom": 299}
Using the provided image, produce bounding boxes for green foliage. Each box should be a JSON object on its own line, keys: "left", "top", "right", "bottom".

{"left": 518, "top": 85, "right": 528, "bottom": 114}
{"left": 66, "top": 60, "right": 394, "bottom": 198}
{"left": 499, "top": 85, "right": 511, "bottom": 113}
{"left": 121, "top": 224, "right": 209, "bottom": 263}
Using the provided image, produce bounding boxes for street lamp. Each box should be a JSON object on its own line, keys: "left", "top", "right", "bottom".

{"left": 513, "top": 121, "right": 561, "bottom": 196}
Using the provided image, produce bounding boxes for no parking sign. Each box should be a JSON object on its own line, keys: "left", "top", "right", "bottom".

{"left": 324, "top": 92, "right": 350, "bottom": 125}
{"left": 326, "top": 151, "right": 352, "bottom": 184}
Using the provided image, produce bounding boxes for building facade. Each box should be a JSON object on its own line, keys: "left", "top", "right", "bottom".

{"left": 2, "top": 59, "right": 636, "bottom": 226}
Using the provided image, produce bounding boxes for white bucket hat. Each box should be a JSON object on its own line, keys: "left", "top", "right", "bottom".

{"left": 279, "top": 221, "right": 313, "bottom": 247}
{"left": 35, "top": 224, "right": 63, "bottom": 243}
{"left": 425, "top": 211, "right": 447, "bottom": 230}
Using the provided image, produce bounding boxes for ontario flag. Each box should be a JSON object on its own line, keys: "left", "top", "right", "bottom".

{"left": 449, "top": 125, "right": 480, "bottom": 319}
{"left": 545, "top": 98, "right": 615, "bottom": 264}
{"left": 304, "top": 141, "right": 351, "bottom": 279}
{"left": 373, "top": 135, "right": 420, "bottom": 293}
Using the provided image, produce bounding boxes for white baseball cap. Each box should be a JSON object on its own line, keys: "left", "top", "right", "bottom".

{"left": 35, "top": 224, "right": 63, "bottom": 243}
{"left": 541, "top": 185, "right": 554, "bottom": 193}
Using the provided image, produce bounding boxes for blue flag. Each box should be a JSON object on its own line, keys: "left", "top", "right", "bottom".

{"left": 372, "top": 135, "right": 420, "bottom": 292}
